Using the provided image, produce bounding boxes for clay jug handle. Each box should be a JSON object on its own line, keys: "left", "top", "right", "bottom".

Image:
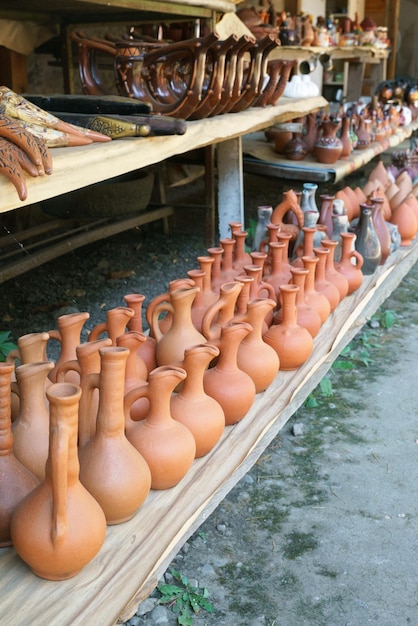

{"left": 88, "top": 321, "right": 107, "bottom": 342}
{"left": 5, "top": 348, "right": 20, "bottom": 363}
{"left": 350, "top": 250, "right": 364, "bottom": 269}
{"left": 151, "top": 302, "right": 174, "bottom": 342}
{"left": 51, "top": 421, "right": 69, "bottom": 546}
{"left": 258, "top": 281, "right": 276, "bottom": 300}
{"left": 145, "top": 291, "right": 169, "bottom": 328}
{"left": 55, "top": 359, "right": 81, "bottom": 382}
{"left": 201, "top": 298, "right": 223, "bottom": 341}
{"left": 124, "top": 382, "right": 149, "bottom": 423}
{"left": 47, "top": 329, "right": 62, "bottom": 344}
{"left": 79, "top": 372, "right": 100, "bottom": 447}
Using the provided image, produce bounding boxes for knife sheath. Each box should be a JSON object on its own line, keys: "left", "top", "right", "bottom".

{"left": 54, "top": 112, "right": 187, "bottom": 138}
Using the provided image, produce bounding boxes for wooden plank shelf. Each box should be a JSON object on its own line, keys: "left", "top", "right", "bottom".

{"left": 1, "top": 239, "right": 418, "bottom": 626}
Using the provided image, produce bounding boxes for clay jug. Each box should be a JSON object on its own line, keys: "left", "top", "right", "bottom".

{"left": 275, "top": 267, "right": 322, "bottom": 338}
{"left": 123, "top": 293, "right": 157, "bottom": 373}
{"left": 339, "top": 115, "right": 353, "bottom": 158}
{"left": 203, "top": 322, "right": 256, "bottom": 425}
{"left": 355, "top": 117, "right": 372, "bottom": 150}
{"left": 319, "top": 193, "right": 335, "bottom": 237}
{"left": 170, "top": 344, "right": 225, "bottom": 457}
{"left": 314, "top": 119, "right": 343, "bottom": 164}
{"left": 330, "top": 212, "right": 350, "bottom": 262}
{"left": 7, "top": 331, "right": 51, "bottom": 421}
{"left": 219, "top": 237, "right": 238, "bottom": 283}
{"left": 302, "top": 112, "right": 318, "bottom": 154}
{"left": 124, "top": 365, "right": 196, "bottom": 489}
{"left": 79, "top": 346, "right": 151, "bottom": 524}
{"left": 234, "top": 298, "right": 280, "bottom": 392}
{"left": 389, "top": 200, "right": 418, "bottom": 246}
{"left": 243, "top": 264, "right": 276, "bottom": 301}
{"left": 302, "top": 182, "right": 319, "bottom": 215}
{"left": 48, "top": 311, "right": 90, "bottom": 384}
{"left": 88, "top": 305, "right": 134, "bottom": 344}
{"left": 320, "top": 239, "right": 349, "bottom": 300}
{"left": 292, "top": 221, "right": 326, "bottom": 266}
{"left": 264, "top": 284, "right": 314, "bottom": 370}
{"left": 271, "top": 190, "right": 304, "bottom": 240}
{"left": 10, "top": 382, "right": 106, "bottom": 579}
{"left": 230, "top": 226, "right": 251, "bottom": 272}
{"left": 335, "top": 233, "right": 364, "bottom": 295}
{"left": 55, "top": 337, "right": 112, "bottom": 448}
{"left": 313, "top": 247, "right": 341, "bottom": 311}
{"left": 12, "top": 361, "right": 55, "bottom": 480}
{"left": 253, "top": 206, "right": 273, "bottom": 254}
{"left": 301, "top": 256, "right": 331, "bottom": 324}
{"left": 151, "top": 285, "right": 207, "bottom": 366}
{"left": 116, "top": 331, "right": 149, "bottom": 422}
{"left": 187, "top": 269, "right": 217, "bottom": 333}
{"left": 0, "top": 363, "right": 39, "bottom": 547}
{"left": 369, "top": 197, "right": 391, "bottom": 264}
{"left": 201, "top": 281, "right": 243, "bottom": 343}
{"left": 234, "top": 275, "right": 255, "bottom": 316}
{"left": 355, "top": 204, "right": 382, "bottom": 273}
{"left": 197, "top": 255, "right": 219, "bottom": 306}
{"left": 145, "top": 278, "right": 195, "bottom": 336}
{"left": 207, "top": 246, "right": 225, "bottom": 292}
{"left": 263, "top": 241, "right": 292, "bottom": 299}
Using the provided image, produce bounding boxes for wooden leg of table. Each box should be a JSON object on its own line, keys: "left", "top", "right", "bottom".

{"left": 0, "top": 46, "right": 27, "bottom": 93}
{"left": 345, "top": 61, "right": 365, "bottom": 102}
{"left": 217, "top": 136, "right": 244, "bottom": 240}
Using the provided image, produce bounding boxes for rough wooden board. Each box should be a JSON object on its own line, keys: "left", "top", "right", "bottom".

{"left": 0, "top": 96, "right": 328, "bottom": 215}
{"left": 1, "top": 240, "right": 417, "bottom": 626}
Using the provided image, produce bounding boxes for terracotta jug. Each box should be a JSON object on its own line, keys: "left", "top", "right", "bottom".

{"left": 201, "top": 281, "right": 243, "bottom": 343}
{"left": 319, "top": 194, "right": 336, "bottom": 236}
{"left": 7, "top": 331, "right": 51, "bottom": 420}
{"left": 12, "top": 361, "right": 55, "bottom": 480}
{"left": 264, "top": 284, "right": 314, "bottom": 370}
{"left": 313, "top": 247, "right": 341, "bottom": 311}
{"left": 339, "top": 115, "right": 353, "bottom": 158}
{"left": 314, "top": 119, "right": 343, "bottom": 164}
{"left": 197, "top": 255, "right": 218, "bottom": 305}
{"left": 234, "top": 298, "right": 280, "bottom": 392}
{"left": 230, "top": 224, "right": 251, "bottom": 272}
{"left": 186, "top": 269, "right": 218, "bottom": 333}
{"left": 0, "top": 363, "right": 39, "bottom": 547}
{"left": 56, "top": 337, "right": 112, "bottom": 448}
{"left": 320, "top": 239, "right": 349, "bottom": 300}
{"left": 335, "top": 233, "right": 364, "bottom": 295}
{"left": 48, "top": 311, "right": 90, "bottom": 384}
{"left": 369, "top": 197, "right": 391, "bottom": 264}
{"left": 219, "top": 237, "right": 239, "bottom": 284}
{"left": 263, "top": 241, "right": 292, "bottom": 299}
{"left": 292, "top": 222, "right": 326, "bottom": 266}
{"left": 301, "top": 255, "right": 331, "bottom": 324}
{"left": 170, "top": 344, "right": 225, "bottom": 457}
{"left": 275, "top": 267, "right": 322, "bottom": 338}
{"left": 203, "top": 322, "right": 256, "bottom": 425}
{"left": 207, "top": 246, "right": 226, "bottom": 292}
{"left": 79, "top": 346, "right": 151, "bottom": 524}
{"left": 271, "top": 190, "right": 304, "bottom": 240}
{"left": 150, "top": 285, "right": 207, "bottom": 366}
{"left": 123, "top": 293, "right": 157, "bottom": 373}
{"left": 116, "top": 331, "right": 149, "bottom": 422}
{"left": 355, "top": 204, "right": 382, "bottom": 273}
{"left": 10, "top": 382, "right": 106, "bottom": 579}
{"left": 330, "top": 212, "right": 350, "bottom": 262}
{"left": 88, "top": 305, "right": 134, "bottom": 344}
{"left": 124, "top": 365, "right": 196, "bottom": 489}
{"left": 389, "top": 200, "right": 418, "bottom": 247}
{"left": 355, "top": 116, "right": 372, "bottom": 150}
{"left": 145, "top": 278, "right": 195, "bottom": 336}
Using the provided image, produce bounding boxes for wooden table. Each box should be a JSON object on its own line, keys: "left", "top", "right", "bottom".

{"left": 1, "top": 237, "right": 417, "bottom": 626}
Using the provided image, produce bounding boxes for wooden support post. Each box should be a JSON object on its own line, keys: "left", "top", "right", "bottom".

{"left": 0, "top": 46, "right": 27, "bottom": 92}
{"left": 217, "top": 136, "right": 244, "bottom": 240}
{"left": 345, "top": 60, "right": 365, "bottom": 102}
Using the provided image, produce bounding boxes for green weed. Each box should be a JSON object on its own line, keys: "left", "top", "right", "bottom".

{"left": 157, "top": 568, "right": 215, "bottom": 625}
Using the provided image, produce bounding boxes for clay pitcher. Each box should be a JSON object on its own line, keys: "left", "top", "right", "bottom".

{"left": 314, "top": 118, "right": 343, "bottom": 164}
{"left": 55, "top": 337, "right": 112, "bottom": 448}
{"left": 263, "top": 241, "right": 293, "bottom": 299}
{"left": 234, "top": 299, "right": 280, "bottom": 392}
{"left": 203, "top": 322, "right": 256, "bottom": 425}
{"left": 79, "top": 347, "right": 151, "bottom": 524}
{"left": 123, "top": 293, "right": 157, "bottom": 373}
{"left": 369, "top": 197, "right": 391, "bottom": 264}
{"left": 170, "top": 344, "right": 225, "bottom": 457}
{"left": 301, "top": 255, "right": 331, "bottom": 324}
{"left": 313, "top": 247, "right": 341, "bottom": 311}
{"left": 145, "top": 278, "right": 195, "bottom": 336}
{"left": 355, "top": 204, "right": 382, "bottom": 272}
{"left": 264, "top": 284, "right": 313, "bottom": 370}
{"left": 88, "top": 305, "right": 134, "bottom": 344}
{"left": 320, "top": 239, "right": 349, "bottom": 300}
{"left": 48, "top": 311, "right": 90, "bottom": 384}
{"left": 0, "top": 363, "right": 39, "bottom": 547}
{"left": 201, "top": 281, "right": 243, "bottom": 343}
{"left": 335, "top": 233, "right": 364, "bottom": 295}
{"left": 116, "top": 331, "right": 149, "bottom": 423}
{"left": 275, "top": 267, "right": 322, "bottom": 338}
{"left": 10, "top": 382, "right": 107, "bottom": 579}
{"left": 150, "top": 285, "right": 207, "bottom": 366}
{"left": 124, "top": 365, "right": 196, "bottom": 489}
{"left": 12, "top": 360, "right": 55, "bottom": 480}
